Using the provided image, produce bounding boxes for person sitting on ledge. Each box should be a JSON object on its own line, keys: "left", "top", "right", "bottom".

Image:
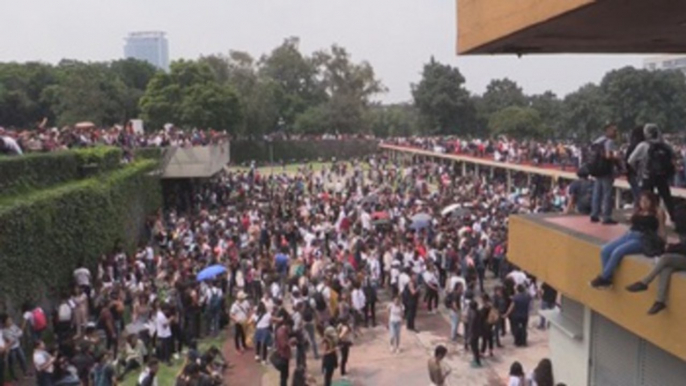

{"left": 591, "top": 191, "right": 666, "bottom": 289}
{"left": 625, "top": 199, "right": 686, "bottom": 315}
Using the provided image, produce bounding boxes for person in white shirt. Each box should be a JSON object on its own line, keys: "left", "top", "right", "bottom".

{"left": 33, "top": 340, "right": 55, "bottom": 385}
{"left": 507, "top": 269, "right": 528, "bottom": 287}
{"left": 397, "top": 270, "right": 410, "bottom": 297}
{"left": 387, "top": 295, "right": 405, "bottom": 353}
{"left": 155, "top": 307, "right": 173, "bottom": 364}
{"left": 229, "top": 291, "right": 251, "bottom": 352}
{"left": 390, "top": 261, "right": 401, "bottom": 297}
{"left": 252, "top": 302, "right": 272, "bottom": 364}
{"left": 0, "top": 331, "right": 5, "bottom": 381}
{"left": 138, "top": 358, "right": 160, "bottom": 386}
{"left": 351, "top": 283, "right": 367, "bottom": 331}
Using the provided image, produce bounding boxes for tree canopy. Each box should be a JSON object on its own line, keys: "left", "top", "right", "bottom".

{"left": 2, "top": 48, "right": 686, "bottom": 139}
{"left": 411, "top": 58, "right": 477, "bottom": 135}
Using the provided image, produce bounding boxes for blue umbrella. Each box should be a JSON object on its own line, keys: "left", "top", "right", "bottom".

{"left": 410, "top": 212, "right": 432, "bottom": 230}
{"left": 196, "top": 264, "right": 227, "bottom": 282}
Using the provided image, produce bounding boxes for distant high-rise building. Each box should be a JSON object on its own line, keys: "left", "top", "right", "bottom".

{"left": 644, "top": 55, "right": 686, "bottom": 75}
{"left": 124, "top": 31, "right": 169, "bottom": 72}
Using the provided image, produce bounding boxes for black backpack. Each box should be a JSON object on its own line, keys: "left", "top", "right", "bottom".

{"left": 587, "top": 140, "right": 612, "bottom": 177}
{"left": 647, "top": 142, "right": 674, "bottom": 178}
{"left": 313, "top": 290, "right": 327, "bottom": 312}
{"left": 302, "top": 299, "right": 315, "bottom": 322}
{"left": 443, "top": 292, "right": 454, "bottom": 309}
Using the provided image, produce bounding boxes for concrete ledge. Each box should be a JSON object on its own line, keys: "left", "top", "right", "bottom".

{"left": 508, "top": 213, "right": 686, "bottom": 361}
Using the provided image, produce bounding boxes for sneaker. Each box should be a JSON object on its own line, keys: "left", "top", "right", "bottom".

{"left": 262, "top": 360, "right": 269, "bottom": 366}
{"left": 255, "top": 355, "right": 260, "bottom": 362}
{"left": 590, "top": 276, "right": 613, "bottom": 289}
{"left": 602, "top": 219, "right": 618, "bottom": 225}
{"left": 470, "top": 361, "right": 482, "bottom": 368}
{"left": 647, "top": 302, "right": 667, "bottom": 315}
{"left": 590, "top": 216, "right": 600, "bottom": 223}
{"left": 390, "top": 346, "right": 394, "bottom": 353}
{"left": 626, "top": 282, "right": 648, "bottom": 292}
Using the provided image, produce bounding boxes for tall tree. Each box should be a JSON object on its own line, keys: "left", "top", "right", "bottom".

{"left": 601, "top": 66, "right": 686, "bottom": 132}
{"left": 480, "top": 78, "right": 528, "bottom": 118}
{"left": 259, "top": 37, "right": 327, "bottom": 130}
{"left": 139, "top": 60, "right": 243, "bottom": 132}
{"left": 366, "top": 103, "right": 421, "bottom": 137}
{"left": 110, "top": 59, "right": 158, "bottom": 121}
{"left": 529, "top": 91, "right": 564, "bottom": 137}
{"left": 489, "top": 106, "right": 547, "bottom": 139}
{"left": 0, "top": 62, "right": 56, "bottom": 127}
{"left": 412, "top": 58, "right": 477, "bottom": 135}
{"left": 561, "top": 83, "right": 609, "bottom": 141}
{"left": 297, "top": 45, "right": 385, "bottom": 134}
{"left": 42, "top": 60, "right": 128, "bottom": 126}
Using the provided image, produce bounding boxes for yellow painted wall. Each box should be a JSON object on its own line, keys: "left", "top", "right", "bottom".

{"left": 508, "top": 215, "right": 686, "bottom": 361}
{"left": 457, "top": 0, "right": 594, "bottom": 53}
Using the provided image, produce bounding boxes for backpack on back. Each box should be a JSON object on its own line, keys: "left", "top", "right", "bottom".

{"left": 302, "top": 300, "right": 315, "bottom": 322}
{"left": 32, "top": 307, "right": 47, "bottom": 331}
{"left": 313, "top": 290, "right": 326, "bottom": 312}
{"left": 208, "top": 289, "right": 223, "bottom": 312}
{"left": 647, "top": 142, "right": 674, "bottom": 178}
{"left": 587, "top": 140, "right": 612, "bottom": 177}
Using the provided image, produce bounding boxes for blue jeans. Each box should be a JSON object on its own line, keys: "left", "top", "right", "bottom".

{"left": 304, "top": 322, "right": 319, "bottom": 359}
{"left": 591, "top": 175, "right": 614, "bottom": 221}
{"left": 8, "top": 347, "right": 28, "bottom": 380}
{"left": 389, "top": 321, "right": 402, "bottom": 348}
{"left": 449, "top": 310, "right": 460, "bottom": 341}
{"left": 628, "top": 174, "right": 641, "bottom": 205}
{"left": 600, "top": 231, "right": 644, "bottom": 280}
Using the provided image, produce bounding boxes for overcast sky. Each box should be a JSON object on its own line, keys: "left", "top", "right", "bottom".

{"left": 3, "top": 0, "right": 646, "bottom": 103}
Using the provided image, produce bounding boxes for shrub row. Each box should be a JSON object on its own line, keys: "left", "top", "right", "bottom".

{"left": 133, "top": 147, "right": 164, "bottom": 161}
{"left": 0, "top": 160, "right": 162, "bottom": 309}
{"left": 0, "top": 147, "right": 123, "bottom": 196}
{"left": 230, "top": 139, "right": 379, "bottom": 164}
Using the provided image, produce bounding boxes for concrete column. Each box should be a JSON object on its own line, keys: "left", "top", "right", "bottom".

{"left": 507, "top": 170, "right": 513, "bottom": 192}
{"left": 490, "top": 166, "right": 495, "bottom": 179}
{"left": 527, "top": 173, "right": 532, "bottom": 186}
{"left": 462, "top": 162, "right": 467, "bottom": 177}
{"left": 615, "top": 188, "right": 621, "bottom": 209}
{"left": 475, "top": 164, "right": 480, "bottom": 175}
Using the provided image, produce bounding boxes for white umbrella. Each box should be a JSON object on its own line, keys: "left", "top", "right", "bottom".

{"left": 441, "top": 203, "right": 462, "bottom": 217}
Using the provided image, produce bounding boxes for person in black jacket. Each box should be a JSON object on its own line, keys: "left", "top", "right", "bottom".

{"left": 626, "top": 202, "right": 686, "bottom": 315}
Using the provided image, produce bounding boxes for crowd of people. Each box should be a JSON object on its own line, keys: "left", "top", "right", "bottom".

{"left": 4, "top": 122, "right": 684, "bottom": 386}
{"left": 1, "top": 150, "right": 569, "bottom": 386}
{"left": 384, "top": 130, "right": 686, "bottom": 188}
{"left": 0, "top": 121, "right": 228, "bottom": 156}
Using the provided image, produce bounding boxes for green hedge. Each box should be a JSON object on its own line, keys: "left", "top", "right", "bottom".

{"left": 0, "top": 147, "right": 123, "bottom": 196}
{"left": 230, "top": 139, "right": 379, "bottom": 164}
{"left": 133, "top": 147, "right": 164, "bottom": 161}
{"left": 0, "top": 161, "right": 162, "bottom": 308}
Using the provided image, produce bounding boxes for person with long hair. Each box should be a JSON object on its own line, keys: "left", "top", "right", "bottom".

{"left": 508, "top": 361, "right": 526, "bottom": 386}
{"left": 321, "top": 326, "right": 339, "bottom": 386}
{"left": 626, "top": 223, "right": 686, "bottom": 315}
{"left": 591, "top": 191, "right": 666, "bottom": 289}
{"left": 530, "top": 358, "right": 554, "bottom": 386}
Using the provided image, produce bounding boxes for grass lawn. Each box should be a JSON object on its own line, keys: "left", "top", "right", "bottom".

{"left": 121, "top": 332, "right": 226, "bottom": 386}
{"left": 228, "top": 161, "right": 331, "bottom": 175}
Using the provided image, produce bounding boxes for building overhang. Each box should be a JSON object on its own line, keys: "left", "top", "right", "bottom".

{"left": 507, "top": 214, "right": 686, "bottom": 361}
{"left": 457, "top": 0, "right": 686, "bottom": 55}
